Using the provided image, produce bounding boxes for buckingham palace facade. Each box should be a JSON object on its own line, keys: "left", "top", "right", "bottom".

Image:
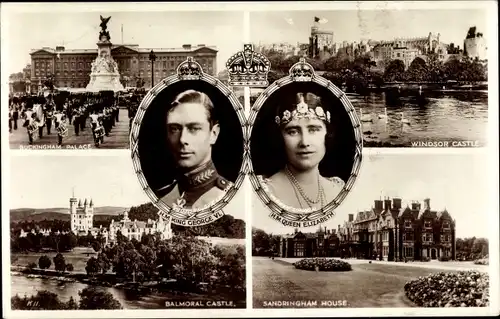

{"left": 29, "top": 44, "right": 217, "bottom": 93}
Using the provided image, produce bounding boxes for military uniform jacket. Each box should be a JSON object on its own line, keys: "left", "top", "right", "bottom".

{"left": 158, "top": 160, "right": 232, "bottom": 210}
{"left": 259, "top": 169, "right": 345, "bottom": 211}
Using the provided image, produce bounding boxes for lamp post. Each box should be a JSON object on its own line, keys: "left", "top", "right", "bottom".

{"left": 149, "top": 50, "right": 157, "bottom": 88}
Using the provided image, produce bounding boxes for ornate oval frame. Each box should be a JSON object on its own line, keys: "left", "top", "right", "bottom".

{"left": 247, "top": 57, "right": 363, "bottom": 228}
{"left": 130, "top": 57, "right": 247, "bottom": 226}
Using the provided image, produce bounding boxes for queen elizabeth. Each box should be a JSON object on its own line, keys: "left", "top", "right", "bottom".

{"left": 258, "top": 92, "right": 345, "bottom": 211}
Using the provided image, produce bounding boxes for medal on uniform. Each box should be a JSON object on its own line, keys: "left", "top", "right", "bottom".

{"left": 173, "top": 192, "right": 187, "bottom": 209}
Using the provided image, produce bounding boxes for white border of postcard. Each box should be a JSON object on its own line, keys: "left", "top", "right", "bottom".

{"left": 2, "top": 1, "right": 499, "bottom": 318}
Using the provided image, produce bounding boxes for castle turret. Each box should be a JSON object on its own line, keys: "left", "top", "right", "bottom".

{"left": 70, "top": 195, "right": 78, "bottom": 215}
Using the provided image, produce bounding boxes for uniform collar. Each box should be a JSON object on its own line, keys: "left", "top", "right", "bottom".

{"left": 177, "top": 160, "right": 218, "bottom": 192}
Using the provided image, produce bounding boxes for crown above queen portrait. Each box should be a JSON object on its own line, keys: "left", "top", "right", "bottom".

{"left": 226, "top": 44, "right": 270, "bottom": 87}
{"left": 176, "top": 57, "right": 203, "bottom": 80}
{"left": 289, "top": 57, "right": 315, "bottom": 82}
{"left": 275, "top": 93, "right": 331, "bottom": 126}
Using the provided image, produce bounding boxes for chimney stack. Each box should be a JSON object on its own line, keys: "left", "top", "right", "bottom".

{"left": 348, "top": 214, "right": 354, "bottom": 222}
{"left": 374, "top": 200, "right": 383, "bottom": 210}
{"left": 393, "top": 198, "right": 402, "bottom": 209}
{"left": 424, "top": 198, "right": 431, "bottom": 210}
{"left": 384, "top": 199, "right": 392, "bottom": 210}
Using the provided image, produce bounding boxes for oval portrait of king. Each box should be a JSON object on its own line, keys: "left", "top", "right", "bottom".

{"left": 131, "top": 58, "right": 246, "bottom": 226}
{"left": 249, "top": 58, "right": 362, "bottom": 227}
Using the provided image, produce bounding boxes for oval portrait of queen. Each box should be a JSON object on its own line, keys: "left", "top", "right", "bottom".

{"left": 131, "top": 58, "right": 246, "bottom": 226}
{"left": 249, "top": 60, "right": 362, "bottom": 225}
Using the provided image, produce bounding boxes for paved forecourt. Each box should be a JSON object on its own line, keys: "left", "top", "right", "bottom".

{"left": 9, "top": 108, "right": 131, "bottom": 150}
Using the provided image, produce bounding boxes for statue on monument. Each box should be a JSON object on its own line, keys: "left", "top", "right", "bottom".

{"left": 86, "top": 15, "right": 124, "bottom": 92}
{"left": 99, "top": 15, "right": 112, "bottom": 41}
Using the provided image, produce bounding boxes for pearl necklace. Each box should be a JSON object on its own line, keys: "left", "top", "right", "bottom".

{"left": 285, "top": 166, "right": 324, "bottom": 205}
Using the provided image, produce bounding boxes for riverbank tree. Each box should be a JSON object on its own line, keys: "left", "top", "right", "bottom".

{"left": 11, "top": 288, "right": 121, "bottom": 310}
{"left": 85, "top": 235, "right": 246, "bottom": 291}
{"left": 261, "top": 53, "right": 488, "bottom": 95}
{"left": 53, "top": 253, "right": 66, "bottom": 273}
{"left": 38, "top": 255, "right": 51, "bottom": 270}
{"left": 79, "top": 287, "right": 122, "bottom": 309}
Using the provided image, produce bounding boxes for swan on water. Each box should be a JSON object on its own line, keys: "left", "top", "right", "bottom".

{"left": 401, "top": 112, "right": 411, "bottom": 125}
{"left": 378, "top": 107, "right": 387, "bottom": 119}
{"left": 360, "top": 109, "right": 373, "bottom": 122}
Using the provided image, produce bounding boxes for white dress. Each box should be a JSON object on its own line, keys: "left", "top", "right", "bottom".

{"left": 259, "top": 169, "right": 345, "bottom": 211}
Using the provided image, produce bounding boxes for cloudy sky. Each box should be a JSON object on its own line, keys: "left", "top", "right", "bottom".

{"left": 250, "top": 8, "right": 489, "bottom": 47}
{"left": 9, "top": 154, "right": 245, "bottom": 221}
{"left": 3, "top": 5, "right": 244, "bottom": 75}
{"left": 252, "top": 152, "right": 491, "bottom": 239}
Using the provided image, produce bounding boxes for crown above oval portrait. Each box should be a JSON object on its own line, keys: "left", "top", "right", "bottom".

{"left": 289, "top": 57, "right": 315, "bottom": 82}
{"left": 226, "top": 44, "right": 270, "bottom": 87}
{"left": 176, "top": 57, "right": 203, "bottom": 80}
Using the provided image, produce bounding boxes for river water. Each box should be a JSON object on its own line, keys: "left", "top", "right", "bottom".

{"left": 11, "top": 274, "right": 245, "bottom": 309}
{"left": 347, "top": 90, "right": 488, "bottom": 147}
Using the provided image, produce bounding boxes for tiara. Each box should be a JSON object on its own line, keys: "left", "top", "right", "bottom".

{"left": 275, "top": 96, "right": 331, "bottom": 126}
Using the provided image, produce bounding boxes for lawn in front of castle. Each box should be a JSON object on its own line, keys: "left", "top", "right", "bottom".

{"left": 252, "top": 256, "right": 487, "bottom": 308}
{"left": 11, "top": 247, "right": 96, "bottom": 273}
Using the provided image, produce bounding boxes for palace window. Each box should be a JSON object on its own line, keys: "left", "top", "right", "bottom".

{"left": 404, "top": 219, "right": 412, "bottom": 228}
{"left": 441, "top": 234, "right": 451, "bottom": 242}
{"left": 422, "top": 233, "right": 433, "bottom": 242}
{"left": 71, "top": 62, "right": 75, "bottom": 69}
{"left": 404, "top": 247, "right": 414, "bottom": 257}
{"left": 424, "top": 220, "right": 432, "bottom": 229}
{"left": 403, "top": 232, "right": 413, "bottom": 241}
{"left": 382, "top": 231, "right": 389, "bottom": 241}
{"left": 64, "top": 62, "right": 68, "bottom": 69}
{"left": 294, "top": 241, "right": 305, "bottom": 257}
{"left": 443, "top": 221, "right": 450, "bottom": 229}
{"left": 383, "top": 246, "right": 389, "bottom": 257}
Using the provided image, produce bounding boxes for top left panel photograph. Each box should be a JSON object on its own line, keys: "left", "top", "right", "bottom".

{"left": 4, "top": 5, "right": 245, "bottom": 150}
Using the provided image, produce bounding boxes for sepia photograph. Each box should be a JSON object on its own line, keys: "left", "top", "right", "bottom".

{"left": 8, "top": 156, "right": 246, "bottom": 311}
{"left": 248, "top": 58, "right": 362, "bottom": 226}
{"left": 131, "top": 57, "right": 246, "bottom": 226}
{"left": 250, "top": 8, "right": 490, "bottom": 147}
{"left": 5, "top": 8, "right": 245, "bottom": 150}
{"left": 252, "top": 152, "right": 491, "bottom": 308}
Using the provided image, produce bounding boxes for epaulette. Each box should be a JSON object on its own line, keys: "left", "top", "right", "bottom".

{"left": 327, "top": 176, "right": 345, "bottom": 188}
{"left": 215, "top": 176, "right": 232, "bottom": 190}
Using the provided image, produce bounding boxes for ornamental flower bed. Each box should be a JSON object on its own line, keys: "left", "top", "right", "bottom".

{"left": 293, "top": 258, "right": 352, "bottom": 272}
{"left": 404, "top": 270, "right": 489, "bottom": 307}
{"left": 474, "top": 258, "right": 489, "bottom": 265}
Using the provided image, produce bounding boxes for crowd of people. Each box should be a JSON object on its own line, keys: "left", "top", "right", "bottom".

{"left": 8, "top": 90, "right": 143, "bottom": 147}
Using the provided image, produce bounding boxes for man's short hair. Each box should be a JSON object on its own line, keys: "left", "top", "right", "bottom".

{"left": 169, "top": 90, "right": 217, "bottom": 127}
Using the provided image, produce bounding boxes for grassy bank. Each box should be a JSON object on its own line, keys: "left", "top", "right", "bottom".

{"left": 11, "top": 247, "right": 96, "bottom": 273}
